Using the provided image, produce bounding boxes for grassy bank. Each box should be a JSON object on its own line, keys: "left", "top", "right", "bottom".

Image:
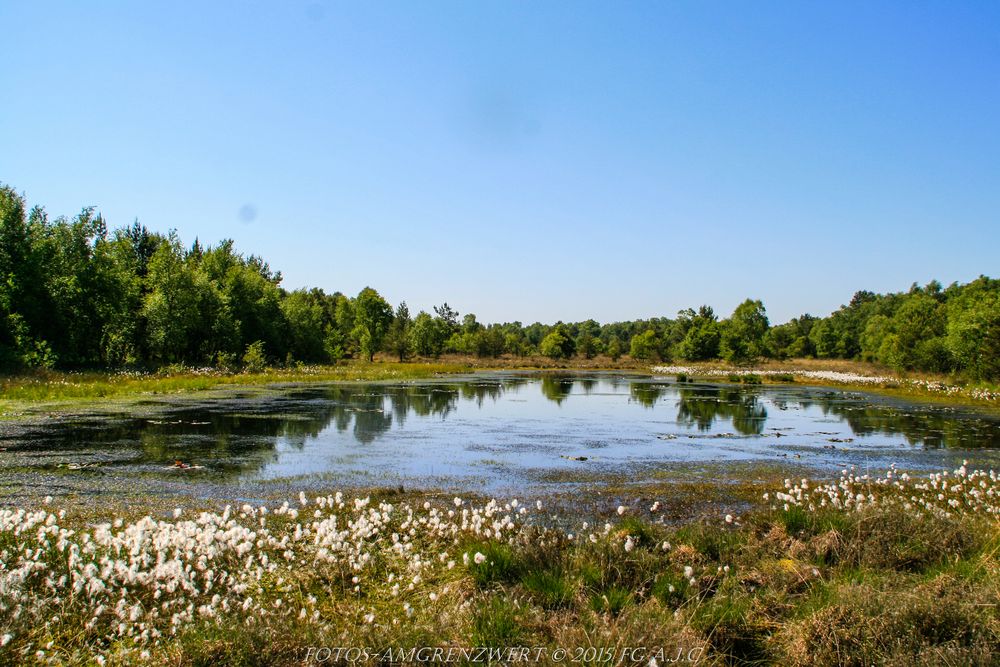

{"left": 2, "top": 355, "right": 997, "bottom": 418}
{"left": 0, "top": 361, "right": 473, "bottom": 410}
{"left": 1, "top": 464, "right": 998, "bottom": 665}
{"left": 653, "top": 358, "right": 1000, "bottom": 410}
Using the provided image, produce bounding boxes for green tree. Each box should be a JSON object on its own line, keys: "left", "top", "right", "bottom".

{"left": 720, "top": 299, "right": 769, "bottom": 365}
{"left": 352, "top": 287, "right": 393, "bottom": 362}
{"left": 676, "top": 307, "right": 721, "bottom": 361}
{"left": 281, "top": 289, "right": 327, "bottom": 362}
{"left": 410, "top": 311, "right": 441, "bottom": 357}
{"left": 433, "top": 302, "right": 460, "bottom": 336}
{"left": 385, "top": 301, "right": 413, "bottom": 362}
{"left": 142, "top": 235, "right": 201, "bottom": 364}
{"left": 946, "top": 279, "right": 1000, "bottom": 381}
{"left": 576, "top": 331, "right": 597, "bottom": 359}
{"left": 629, "top": 329, "right": 659, "bottom": 361}
{"left": 333, "top": 294, "right": 356, "bottom": 358}
{"left": 539, "top": 330, "right": 570, "bottom": 359}
{"left": 474, "top": 325, "right": 506, "bottom": 358}
{"left": 606, "top": 336, "right": 622, "bottom": 361}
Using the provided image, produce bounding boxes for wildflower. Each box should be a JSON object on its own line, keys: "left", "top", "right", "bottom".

{"left": 684, "top": 566, "right": 694, "bottom": 578}
{"left": 617, "top": 505, "right": 626, "bottom": 516}
{"left": 0, "top": 634, "right": 10, "bottom": 647}
{"left": 474, "top": 552, "right": 486, "bottom": 564}
{"left": 725, "top": 514, "right": 734, "bottom": 524}
{"left": 624, "top": 536, "right": 635, "bottom": 552}
{"left": 173, "top": 508, "right": 182, "bottom": 519}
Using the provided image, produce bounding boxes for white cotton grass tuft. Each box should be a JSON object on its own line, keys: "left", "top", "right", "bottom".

{"left": 0, "top": 463, "right": 996, "bottom": 656}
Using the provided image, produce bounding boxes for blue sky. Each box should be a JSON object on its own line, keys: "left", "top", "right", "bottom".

{"left": 2, "top": 1, "right": 998, "bottom": 324}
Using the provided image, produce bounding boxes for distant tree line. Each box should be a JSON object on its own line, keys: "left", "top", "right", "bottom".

{"left": 1, "top": 185, "right": 998, "bottom": 381}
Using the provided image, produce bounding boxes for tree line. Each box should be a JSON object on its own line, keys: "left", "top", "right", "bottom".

{"left": 1, "top": 185, "right": 998, "bottom": 381}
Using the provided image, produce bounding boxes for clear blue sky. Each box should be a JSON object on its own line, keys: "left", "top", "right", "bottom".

{"left": 2, "top": 2, "right": 998, "bottom": 325}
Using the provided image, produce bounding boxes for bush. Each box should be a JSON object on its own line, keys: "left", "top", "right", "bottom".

{"left": 242, "top": 340, "right": 267, "bottom": 373}
{"left": 215, "top": 351, "right": 239, "bottom": 372}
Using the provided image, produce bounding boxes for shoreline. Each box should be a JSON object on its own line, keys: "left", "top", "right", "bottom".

{"left": 2, "top": 357, "right": 998, "bottom": 422}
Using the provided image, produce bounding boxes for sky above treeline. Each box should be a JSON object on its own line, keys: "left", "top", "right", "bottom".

{"left": 1, "top": 2, "right": 998, "bottom": 325}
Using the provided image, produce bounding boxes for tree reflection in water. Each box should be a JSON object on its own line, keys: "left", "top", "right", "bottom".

{"left": 676, "top": 386, "right": 768, "bottom": 435}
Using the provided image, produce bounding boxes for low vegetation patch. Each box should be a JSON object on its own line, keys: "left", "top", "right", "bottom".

{"left": 2, "top": 465, "right": 1000, "bottom": 665}
{"left": 655, "top": 364, "right": 1000, "bottom": 405}
{"left": 0, "top": 362, "right": 470, "bottom": 406}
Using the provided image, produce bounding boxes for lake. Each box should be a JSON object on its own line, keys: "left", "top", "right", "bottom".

{"left": 3, "top": 371, "right": 1000, "bottom": 498}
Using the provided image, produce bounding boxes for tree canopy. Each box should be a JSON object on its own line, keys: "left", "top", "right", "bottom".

{"left": 2, "top": 184, "right": 999, "bottom": 382}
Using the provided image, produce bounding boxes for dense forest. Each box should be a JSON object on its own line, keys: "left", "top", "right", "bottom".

{"left": 1, "top": 185, "right": 998, "bottom": 381}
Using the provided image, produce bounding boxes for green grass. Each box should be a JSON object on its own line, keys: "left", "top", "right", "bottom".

{"left": 522, "top": 569, "right": 576, "bottom": 609}
{"left": 464, "top": 541, "right": 522, "bottom": 587}
{"left": 2, "top": 473, "right": 1000, "bottom": 665}
{"left": 0, "top": 361, "right": 471, "bottom": 406}
{"left": 588, "top": 586, "right": 633, "bottom": 615}
{"left": 471, "top": 596, "right": 524, "bottom": 648}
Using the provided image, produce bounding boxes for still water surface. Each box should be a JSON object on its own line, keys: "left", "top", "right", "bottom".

{"left": 4, "top": 372, "right": 1000, "bottom": 492}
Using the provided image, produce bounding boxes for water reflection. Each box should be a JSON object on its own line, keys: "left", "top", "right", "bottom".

{"left": 629, "top": 383, "right": 668, "bottom": 408}
{"left": 813, "top": 399, "right": 1000, "bottom": 449}
{"left": 540, "top": 376, "right": 575, "bottom": 405}
{"left": 3, "top": 374, "right": 999, "bottom": 484}
{"left": 676, "top": 386, "right": 768, "bottom": 435}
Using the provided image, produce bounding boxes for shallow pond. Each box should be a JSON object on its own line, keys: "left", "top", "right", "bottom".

{"left": 3, "top": 372, "right": 1000, "bottom": 495}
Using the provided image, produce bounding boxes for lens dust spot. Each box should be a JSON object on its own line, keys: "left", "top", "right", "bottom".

{"left": 238, "top": 204, "right": 258, "bottom": 224}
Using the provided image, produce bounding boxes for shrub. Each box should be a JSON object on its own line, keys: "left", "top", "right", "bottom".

{"left": 242, "top": 340, "right": 267, "bottom": 373}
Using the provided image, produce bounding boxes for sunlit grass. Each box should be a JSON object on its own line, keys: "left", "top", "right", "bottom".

{"left": 1, "top": 468, "right": 1000, "bottom": 663}
{"left": 0, "top": 361, "right": 471, "bottom": 405}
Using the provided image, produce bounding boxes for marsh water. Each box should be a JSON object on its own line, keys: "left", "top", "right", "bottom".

{"left": 4, "top": 372, "right": 1000, "bottom": 495}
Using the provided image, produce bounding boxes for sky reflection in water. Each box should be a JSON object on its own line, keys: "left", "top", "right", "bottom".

{"left": 5, "top": 373, "right": 1000, "bottom": 491}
